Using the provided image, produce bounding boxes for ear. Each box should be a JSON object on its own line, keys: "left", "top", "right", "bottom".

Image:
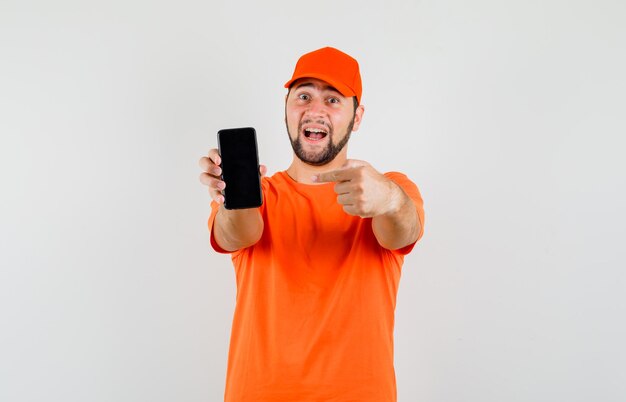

{"left": 351, "top": 104, "right": 365, "bottom": 132}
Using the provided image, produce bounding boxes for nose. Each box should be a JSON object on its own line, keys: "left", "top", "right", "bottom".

{"left": 304, "top": 98, "right": 326, "bottom": 118}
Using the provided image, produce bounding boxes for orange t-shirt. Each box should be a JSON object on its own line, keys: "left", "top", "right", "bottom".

{"left": 208, "top": 171, "right": 425, "bottom": 402}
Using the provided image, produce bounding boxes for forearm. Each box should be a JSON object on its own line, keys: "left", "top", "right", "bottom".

{"left": 213, "top": 206, "right": 264, "bottom": 252}
{"left": 372, "top": 182, "right": 420, "bottom": 250}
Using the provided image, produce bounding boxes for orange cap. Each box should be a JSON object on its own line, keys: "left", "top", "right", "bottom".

{"left": 284, "top": 47, "right": 362, "bottom": 104}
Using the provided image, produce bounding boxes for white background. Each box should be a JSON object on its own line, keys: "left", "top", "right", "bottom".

{"left": 1, "top": 1, "right": 625, "bottom": 401}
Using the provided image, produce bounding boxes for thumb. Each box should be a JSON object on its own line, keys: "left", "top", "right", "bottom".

{"left": 342, "top": 159, "right": 369, "bottom": 169}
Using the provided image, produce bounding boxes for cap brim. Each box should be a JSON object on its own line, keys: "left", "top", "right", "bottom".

{"left": 284, "top": 73, "right": 357, "bottom": 101}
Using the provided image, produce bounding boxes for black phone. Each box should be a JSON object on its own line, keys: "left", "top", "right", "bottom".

{"left": 217, "top": 127, "right": 263, "bottom": 210}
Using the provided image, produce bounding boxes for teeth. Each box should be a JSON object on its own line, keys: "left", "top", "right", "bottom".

{"left": 306, "top": 128, "right": 327, "bottom": 134}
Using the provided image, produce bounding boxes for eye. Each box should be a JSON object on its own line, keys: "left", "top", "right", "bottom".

{"left": 298, "top": 93, "right": 310, "bottom": 101}
{"left": 328, "top": 97, "right": 340, "bottom": 104}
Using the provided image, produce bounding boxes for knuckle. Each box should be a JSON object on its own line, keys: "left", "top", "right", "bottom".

{"left": 202, "top": 173, "right": 214, "bottom": 186}
{"left": 208, "top": 149, "right": 220, "bottom": 162}
{"left": 213, "top": 179, "right": 225, "bottom": 189}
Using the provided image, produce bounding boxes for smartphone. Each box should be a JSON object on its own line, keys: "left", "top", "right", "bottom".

{"left": 217, "top": 127, "right": 263, "bottom": 210}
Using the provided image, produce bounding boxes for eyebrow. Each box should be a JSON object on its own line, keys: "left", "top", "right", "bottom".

{"left": 293, "top": 82, "right": 342, "bottom": 95}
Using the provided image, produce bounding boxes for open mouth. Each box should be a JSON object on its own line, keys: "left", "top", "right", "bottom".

{"left": 303, "top": 127, "right": 328, "bottom": 142}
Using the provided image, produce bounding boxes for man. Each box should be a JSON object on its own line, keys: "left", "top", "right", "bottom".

{"left": 199, "top": 47, "right": 425, "bottom": 402}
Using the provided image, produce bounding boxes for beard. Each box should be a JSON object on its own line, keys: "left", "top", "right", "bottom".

{"left": 286, "top": 117, "right": 355, "bottom": 166}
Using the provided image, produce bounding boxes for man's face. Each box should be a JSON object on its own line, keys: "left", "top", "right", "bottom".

{"left": 285, "top": 78, "right": 363, "bottom": 166}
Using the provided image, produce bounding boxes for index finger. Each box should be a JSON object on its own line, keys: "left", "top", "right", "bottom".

{"left": 314, "top": 168, "right": 354, "bottom": 183}
{"left": 208, "top": 148, "right": 221, "bottom": 166}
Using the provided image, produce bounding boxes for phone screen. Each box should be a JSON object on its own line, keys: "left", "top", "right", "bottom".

{"left": 217, "top": 127, "right": 263, "bottom": 210}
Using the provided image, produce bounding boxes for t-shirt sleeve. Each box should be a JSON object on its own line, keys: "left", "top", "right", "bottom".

{"left": 384, "top": 171, "right": 425, "bottom": 255}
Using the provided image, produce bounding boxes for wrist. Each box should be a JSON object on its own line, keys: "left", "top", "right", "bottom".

{"left": 382, "top": 180, "right": 404, "bottom": 216}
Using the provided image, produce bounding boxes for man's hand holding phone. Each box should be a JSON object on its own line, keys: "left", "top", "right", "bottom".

{"left": 199, "top": 149, "right": 226, "bottom": 204}
{"left": 198, "top": 149, "right": 267, "bottom": 206}
{"left": 199, "top": 147, "right": 266, "bottom": 252}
